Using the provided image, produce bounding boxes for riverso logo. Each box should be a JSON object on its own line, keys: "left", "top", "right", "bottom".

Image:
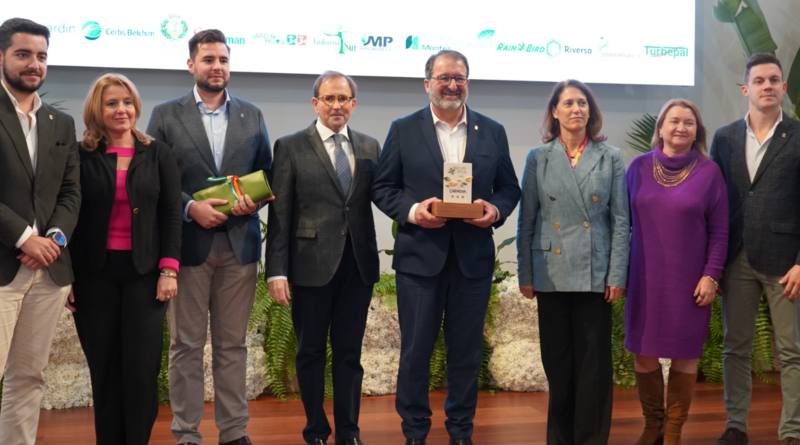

{"left": 82, "top": 21, "right": 102, "bottom": 41}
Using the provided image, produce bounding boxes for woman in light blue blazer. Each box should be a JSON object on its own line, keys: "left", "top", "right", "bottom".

{"left": 517, "top": 79, "right": 629, "bottom": 445}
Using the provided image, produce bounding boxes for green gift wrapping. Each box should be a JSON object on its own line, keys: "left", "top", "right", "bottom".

{"left": 191, "top": 171, "right": 273, "bottom": 215}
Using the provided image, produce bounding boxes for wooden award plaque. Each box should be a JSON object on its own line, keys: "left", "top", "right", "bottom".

{"left": 431, "top": 162, "right": 484, "bottom": 219}
{"left": 431, "top": 201, "right": 485, "bottom": 219}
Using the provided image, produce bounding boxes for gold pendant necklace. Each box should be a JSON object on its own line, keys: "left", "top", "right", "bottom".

{"left": 652, "top": 155, "right": 697, "bottom": 187}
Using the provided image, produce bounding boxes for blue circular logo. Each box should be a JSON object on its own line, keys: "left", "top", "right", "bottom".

{"left": 82, "top": 21, "right": 102, "bottom": 41}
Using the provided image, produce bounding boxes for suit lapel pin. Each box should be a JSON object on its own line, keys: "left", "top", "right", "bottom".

{"left": 49, "top": 114, "right": 54, "bottom": 120}
{"left": 474, "top": 125, "right": 479, "bottom": 131}
{"left": 782, "top": 132, "right": 786, "bottom": 138}
{"left": 240, "top": 113, "right": 245, "bottom": 119}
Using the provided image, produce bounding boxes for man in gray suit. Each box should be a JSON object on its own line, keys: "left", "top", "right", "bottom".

{"left": 711, "top": 53, "right": 800, "bottom": 445}
{"left": 0, "top": 17, "right": 80, "bottom": 445}
{"left": 147, "top": 29, "right": 271, "bottom": 445}
{"left": 266, "top": 71, "right": 379, "bottom": 445}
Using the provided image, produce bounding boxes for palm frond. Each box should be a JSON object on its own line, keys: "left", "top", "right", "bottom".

{"left": 626, "top": 114, "right": 657, "bottom": 153}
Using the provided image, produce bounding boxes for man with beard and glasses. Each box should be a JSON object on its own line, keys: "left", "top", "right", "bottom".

{"left": 0, "top": 17, "right": 80, "bottom": 445}
{"left": 372, "top": 50, "right": 520, "bottom": 445}
{"left": 147, "top": 28, "right": 271, "bottom": 445}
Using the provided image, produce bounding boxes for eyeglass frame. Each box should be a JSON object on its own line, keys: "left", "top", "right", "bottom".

{"left": 429, "top": 74, "right": 469, "bottom": 85}
{"left": 316, "top": 94, "right": 355, "bottom": 106}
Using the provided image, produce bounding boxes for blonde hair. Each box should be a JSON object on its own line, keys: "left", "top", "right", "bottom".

{"left": 81, "top": 73, "right": 152, "bottom": 150}
{"left": 651, "top": 98, "right": 707, "bottom": 154}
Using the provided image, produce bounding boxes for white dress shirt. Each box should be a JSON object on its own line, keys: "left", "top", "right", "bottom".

{"left": 2, "top": 79, "right": 45, "bottom": 248}
{"left": 744, "top": 111, "right": 783, "bottom": 181}
{"left": 316, "top": 120, "right": 355, "bottom": 172}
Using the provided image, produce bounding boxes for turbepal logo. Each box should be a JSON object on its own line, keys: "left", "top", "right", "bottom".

{"left": 82, "top": 21, "right": 102, "bottom": 41}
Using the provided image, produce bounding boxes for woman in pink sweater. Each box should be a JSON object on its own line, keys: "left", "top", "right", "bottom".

{"left": 69, "top": 73, "right": 181, "bottom": 445}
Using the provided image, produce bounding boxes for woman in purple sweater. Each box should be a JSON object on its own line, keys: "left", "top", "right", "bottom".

{"left": 625, "top": 99, "right": 728, "bottom": 445}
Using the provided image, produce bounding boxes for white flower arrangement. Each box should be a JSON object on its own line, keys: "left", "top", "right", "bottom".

{"left": 39, "top": 276, "right": 548, "bottom": 409}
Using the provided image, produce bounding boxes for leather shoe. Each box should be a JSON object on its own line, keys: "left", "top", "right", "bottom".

{"left": 220, "top": 436, "right": 253, "bottom": 445}
{"left": 404, "top": 439, "right": 426, "bottom": 445}
{"left": 716, "top": 428, "right": 749, "bottom": 445}
{"left": 306, "top": 439, "right": 327, "bottom": 445}
{"left": 450, "top": 439, "right": 473, "bottom": 445}
{"left": 336, "top": 438, "right": 363, "bottom": 445}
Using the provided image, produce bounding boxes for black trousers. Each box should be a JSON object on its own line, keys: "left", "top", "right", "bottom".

{"left": 291, "top": 239, "right": 373, "bottom": 443}
{"left": 537, "top": 292, "right": 612, "bottom": 445}
{"left": 395, "top": 249, "right": 492, "bottom": 440}
{"left": 73, "top": 251, "right": 166, "bottom": 445}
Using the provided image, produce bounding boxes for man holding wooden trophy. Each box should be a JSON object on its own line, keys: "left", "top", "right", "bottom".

{"left": 373, "top": 50, "right": 521, "bottom": 445}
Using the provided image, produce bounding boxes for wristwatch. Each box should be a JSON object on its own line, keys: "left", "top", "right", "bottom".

{"left": 48, "top": 231, "right": 67, "bottom": 248}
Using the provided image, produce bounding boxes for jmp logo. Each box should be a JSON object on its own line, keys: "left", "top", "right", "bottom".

{"left": 362, "top": 35, "right": 393, "bottom": 47}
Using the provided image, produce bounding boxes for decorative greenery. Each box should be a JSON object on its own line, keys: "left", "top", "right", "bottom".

{"left": 610, "top": 297, "right": 635, "bottom": 388}
{"left": 699, "top": 299, "right": 724, "bottom": 383}
{"left": 713, "top": 0, "right": 800, "bottom": 116}
{"left": 158, "top": 322, "right": 170, "bottom": 402}
{"left": 626, "top": 113, "right": 657, "bottom": 153}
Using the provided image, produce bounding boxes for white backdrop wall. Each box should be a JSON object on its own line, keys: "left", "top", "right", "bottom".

{"left": 34, "top": 0, "right": 800, "bottom": 271}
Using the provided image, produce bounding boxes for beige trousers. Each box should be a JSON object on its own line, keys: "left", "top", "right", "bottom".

{"left": 0, "top": 266, "right": 71, "bottom": 445}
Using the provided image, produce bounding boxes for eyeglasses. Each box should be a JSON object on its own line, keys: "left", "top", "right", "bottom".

{"left": 317, "top": 95, "right": 354, "bottom": 106}
{"left": 431, "top": 74, "right": 468, "bottom": 85}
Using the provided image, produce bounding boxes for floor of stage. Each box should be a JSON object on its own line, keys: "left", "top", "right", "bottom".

{"left": 37, "top": 381, "right": 784, "bottom": 444}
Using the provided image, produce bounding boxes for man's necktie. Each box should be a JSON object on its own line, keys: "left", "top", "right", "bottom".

{"left": 332, "top": 133, "right": 352, "bottom": 192}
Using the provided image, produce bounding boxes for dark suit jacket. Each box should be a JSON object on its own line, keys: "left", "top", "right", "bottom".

{"left": 711, "top": 115, "right": 800, "bottom": 276}
{"left": 0, "top": 87, "right": 80, "bottom": 286}
{"left": 372, "top": 106, "right": 521, "bottom": 279}
{"left": 69, "top": 139, "right": 181, "bottom": 276}
{"left": 265, "top": 122, "right": 380, "bottom": 287}
{"left": 147, "top": 92, "right": 271, "bottom": 266}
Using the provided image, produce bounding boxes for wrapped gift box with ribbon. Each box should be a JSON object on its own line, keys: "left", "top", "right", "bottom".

{"left": 191, "top": 171, "right": 273, "bottom": 215}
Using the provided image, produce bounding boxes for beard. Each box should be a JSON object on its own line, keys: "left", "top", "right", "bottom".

{"left": 196, "top": 78, "right": 228, "bottom": 93}
{"left": 3, "top": 66, "right": 44, "bottom": 93}
{"left": 429, "top": 89, "right": 466, "bottom": 111}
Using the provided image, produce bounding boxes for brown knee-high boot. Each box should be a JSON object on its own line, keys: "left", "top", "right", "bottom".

{"left": 634, "top": 368, "right": 665, "bottom": 445}
{"left": 663, "top": 369, "right": 696, "bottom": 445}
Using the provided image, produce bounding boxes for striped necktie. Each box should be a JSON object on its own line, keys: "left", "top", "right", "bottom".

{"left": 332, "top": 133, "right": 352, "bottom": 193}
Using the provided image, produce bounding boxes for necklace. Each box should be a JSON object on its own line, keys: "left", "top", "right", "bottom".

{"left": 652, "top": 155, "right": 697, "bottom": 187}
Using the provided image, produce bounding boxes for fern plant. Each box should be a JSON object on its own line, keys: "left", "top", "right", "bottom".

{"left": 610, "top": 296, "right": 635, "bottom": 388}
{"left": 751, "top": 299, "right": 775, "bottom": 383}
{"left": 700, "top": 298, "right": 725, "bottom": 383}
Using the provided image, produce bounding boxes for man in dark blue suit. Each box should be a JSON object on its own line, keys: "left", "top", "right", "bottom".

{"left": 372, "top": 50, "right": 520, "bottom": 445}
